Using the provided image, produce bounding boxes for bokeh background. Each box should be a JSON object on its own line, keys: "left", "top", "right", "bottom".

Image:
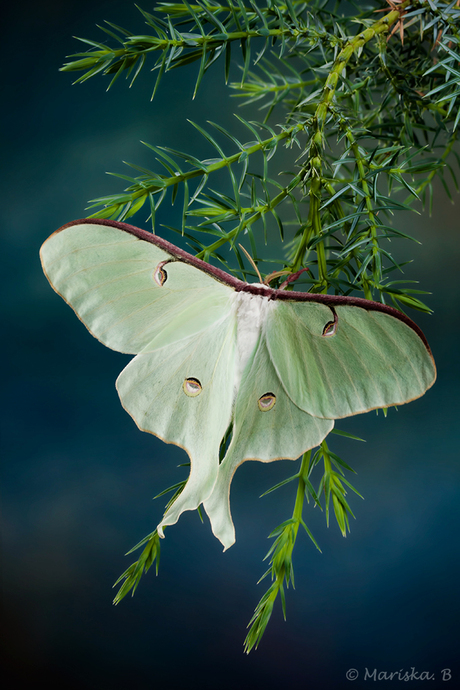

{"left": 2, "top": 2, "right": 459, "bottom": 688}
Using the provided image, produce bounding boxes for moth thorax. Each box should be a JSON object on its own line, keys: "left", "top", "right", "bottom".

{"left": 234, "top": 291, "right": 270, "bottom": 393}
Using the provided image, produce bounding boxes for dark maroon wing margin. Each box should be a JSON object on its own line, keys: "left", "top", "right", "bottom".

{"left": 54, "top": 218, "right": 433, "bottom": 354}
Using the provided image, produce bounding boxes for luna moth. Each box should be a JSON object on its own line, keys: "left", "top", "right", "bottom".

{"left": 40, "top": 218, "right": 436, "bottom": 549}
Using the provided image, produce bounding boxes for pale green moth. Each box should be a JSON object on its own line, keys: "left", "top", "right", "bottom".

{"left": 40, "top": 219, "right": 436, "bottom": 549}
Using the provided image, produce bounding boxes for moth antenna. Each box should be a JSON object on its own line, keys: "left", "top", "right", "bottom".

{"left": 279, "top": 267, "right": 310, "bottom": 290}
{"left": 263, "top": 269, "right": 290, "bottom": 286}
{"left": 238, "top": 244, "right": 263, "bottom": 283}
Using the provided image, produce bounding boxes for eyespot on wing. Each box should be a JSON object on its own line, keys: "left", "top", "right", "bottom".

{"left": 258, "top": 392, "right": 276, "bottom": 411}
{"left": 183, "top": 377, "right": 202, "bottom": 397}
{"left": 153, "top": 262, "right": 168, "bottom": 287}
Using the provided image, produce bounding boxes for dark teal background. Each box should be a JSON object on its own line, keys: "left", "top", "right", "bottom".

{"left": 2, "top": 2, "right": 459, "bottom": 688}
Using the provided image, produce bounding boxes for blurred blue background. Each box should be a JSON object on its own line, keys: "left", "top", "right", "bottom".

{"left": 2, "top": 2, "right": 459, "bottom": 688}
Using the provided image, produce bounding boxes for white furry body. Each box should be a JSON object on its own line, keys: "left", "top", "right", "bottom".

{"left": 233, "top": 287, "right": 270, "bottom": 395}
